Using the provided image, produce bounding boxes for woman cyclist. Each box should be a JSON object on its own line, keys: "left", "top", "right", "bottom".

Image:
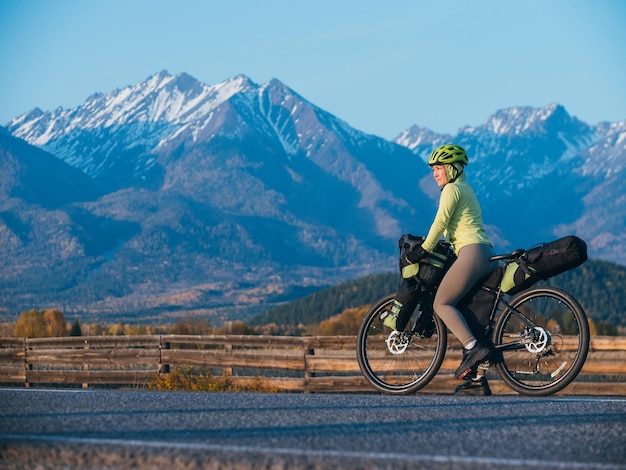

{"left": 386, "top": 144, "right": 495, "bottom": 395}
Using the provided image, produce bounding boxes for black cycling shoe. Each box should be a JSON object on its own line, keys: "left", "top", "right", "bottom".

{"left": 454, "top": 376, "right": 492, "bottom": 396}
{"left": 455, "top": 343, "right": 491, "bottom": 380}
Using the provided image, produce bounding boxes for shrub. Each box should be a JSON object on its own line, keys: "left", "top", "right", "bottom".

{"left": 148, "top": 367, "right": 279, "bottom": 393}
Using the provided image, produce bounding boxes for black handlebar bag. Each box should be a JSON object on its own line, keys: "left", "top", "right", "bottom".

{"left": 392, "top": 234, "right": 456, "bottom": 331}
{"left": 398, "top": 234, "right": 456, "bottom": 286}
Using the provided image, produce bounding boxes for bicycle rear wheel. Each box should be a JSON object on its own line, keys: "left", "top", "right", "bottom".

{"left": 494, "top": 286, "right": 590, "bottom": 396}
{"left": 356, "top": 294, "right": 447, "bottom": 394}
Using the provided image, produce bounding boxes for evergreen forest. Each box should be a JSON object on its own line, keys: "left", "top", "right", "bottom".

{"left": 250, "top": 258, "right": 626, "bottom": 333}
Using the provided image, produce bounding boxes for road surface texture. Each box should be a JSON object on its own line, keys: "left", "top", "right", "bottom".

{"left": 1, "top": 389, "right": 625, "bottom": 469}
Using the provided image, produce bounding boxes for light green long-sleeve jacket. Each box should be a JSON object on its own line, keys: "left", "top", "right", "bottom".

{"left": 422, "top": 171, "right": 492, "bottom": 255}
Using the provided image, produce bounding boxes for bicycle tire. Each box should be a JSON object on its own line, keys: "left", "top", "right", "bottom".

{"left": 356, "top": 294, "right": 447, "bottom": 394}
{"left": 493, "top": 286, "right": 590, "bottom": 396}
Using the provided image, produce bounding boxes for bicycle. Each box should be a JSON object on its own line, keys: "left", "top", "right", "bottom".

{"left": 356, "top": 244, "right": 590, "bottom": 397}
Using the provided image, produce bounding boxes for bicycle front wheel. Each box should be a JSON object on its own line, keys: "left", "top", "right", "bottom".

{"left": 356, "top": 294, "right": 447, "bottom": 395}
{"left": 494, "top": 286, "right": 590, "bottom": 396}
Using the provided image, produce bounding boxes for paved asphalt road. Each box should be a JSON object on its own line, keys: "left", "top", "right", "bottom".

{"left": 0, "top": 388, "right": 625, "bottom": 469}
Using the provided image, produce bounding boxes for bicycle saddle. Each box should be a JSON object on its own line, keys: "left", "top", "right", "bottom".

{"left": 490, "top": 248, "right": 525, "bottom": 262}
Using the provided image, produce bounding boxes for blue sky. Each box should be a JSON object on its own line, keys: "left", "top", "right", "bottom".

{"left": 1, "top": 0, "right": 624, "bottom": 139}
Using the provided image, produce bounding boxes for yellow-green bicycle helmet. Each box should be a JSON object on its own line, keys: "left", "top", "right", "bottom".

{"left": 428, "top": 144, "right": 469, "bottom": 166}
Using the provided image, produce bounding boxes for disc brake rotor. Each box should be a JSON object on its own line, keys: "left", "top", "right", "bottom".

{"left": 386, "top": 330, "right": 410, "bottom": 355}
{"left": 525, "top": 327, "right": 550, "bottom": 353}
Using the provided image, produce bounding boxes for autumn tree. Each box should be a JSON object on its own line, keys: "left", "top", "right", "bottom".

{"left": 13, "top": 309, "right": 47, "bottom": 338}
{"left": 170, "top": 317, "right": 213, "bottom": 335}
{"left": 314, "top": 305, "right": 369, "bottom": 335}
{"left": 215, "top": 320, "right": 255, "bottom": 335}
{"left": 43, "top": 309, "right": 67, "bottom": 336}
{"left": 14, "top": 309, "right": 67, "bottom": 337}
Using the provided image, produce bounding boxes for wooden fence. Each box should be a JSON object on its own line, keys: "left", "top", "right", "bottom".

{"left": 0, "top": 335, "right": 624, "bottom": 395}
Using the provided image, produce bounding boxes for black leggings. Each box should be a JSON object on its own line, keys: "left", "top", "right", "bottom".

{"left": 433, "top": 243, "right": 495, "bottom": 348}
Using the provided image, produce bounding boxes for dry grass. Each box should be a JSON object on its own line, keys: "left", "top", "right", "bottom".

{"left": 147, "top": 367, "right": 280, "bottom": 393}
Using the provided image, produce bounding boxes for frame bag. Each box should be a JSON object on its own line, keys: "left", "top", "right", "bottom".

{"left": 459, "top": 266, "right": 503, "bottom": 342}
{"left": 501, "top": 235, "right": 588, "bottom": 295}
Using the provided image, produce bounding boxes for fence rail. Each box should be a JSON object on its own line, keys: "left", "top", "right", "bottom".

{"left": 0, "top": 335, "right": 624, "bottom": 395}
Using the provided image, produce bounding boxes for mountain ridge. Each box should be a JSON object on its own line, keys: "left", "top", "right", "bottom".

{"left": 1, "top": 71, "right": 624, "bottom": 323}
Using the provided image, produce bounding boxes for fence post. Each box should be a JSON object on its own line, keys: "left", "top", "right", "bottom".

{"left": 159, "top": 336, "right": 170, "bottom": 375}
{"left": 304, "top": 341, "right": 315, "bottom": 394}
{"left": 82, "top": 338, "right": 89, "bottom": 389}
{"left": 22, "top": 338, "right": 29, "bottom": 388}
{"left": 224, "top": 322, "right": 233, "bottom": 376}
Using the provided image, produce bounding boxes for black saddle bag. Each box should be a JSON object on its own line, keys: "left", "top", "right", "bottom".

{"left": 501, "top": 235, "right": 587, "bottom": 295}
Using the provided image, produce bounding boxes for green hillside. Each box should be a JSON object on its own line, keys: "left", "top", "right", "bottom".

{"left": 250, "top": 259, "right": 626, "bottom": 330}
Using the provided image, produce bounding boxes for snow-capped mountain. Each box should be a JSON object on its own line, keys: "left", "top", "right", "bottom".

{"left": 9, "top": 72, "right": 261, "bottom": 187}
{"left": 2, "top": 71, "right": 625, "bottom": 322}
{"left": 8, "top": 71, "right": 423, "bottom": 237}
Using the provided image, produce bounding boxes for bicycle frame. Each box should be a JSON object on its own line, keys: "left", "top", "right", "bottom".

{"left": 406, "top": 266, "right": 546, "bottom": 353}
{"left": 481, "top": 282, "right": 544, "bottom": 354}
